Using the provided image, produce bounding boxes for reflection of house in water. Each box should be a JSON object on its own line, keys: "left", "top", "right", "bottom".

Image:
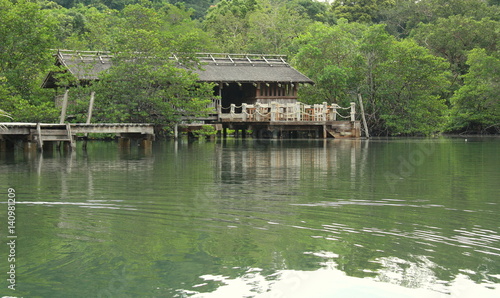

{"left": 215, "top": 140, "right": 364, "bottom": 199}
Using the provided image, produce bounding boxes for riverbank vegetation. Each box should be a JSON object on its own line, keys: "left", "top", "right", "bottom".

{"left": 0, "top": 0, "right": 499, "bottom": 135}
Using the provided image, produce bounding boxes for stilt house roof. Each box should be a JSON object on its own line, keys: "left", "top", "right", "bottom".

{"left": 41, "top": 50, "right": 314, "bottom": 88}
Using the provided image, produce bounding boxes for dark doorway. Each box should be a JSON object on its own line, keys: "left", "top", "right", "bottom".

{"left": 216, "top": 83, "right": 257, "bottom": 113}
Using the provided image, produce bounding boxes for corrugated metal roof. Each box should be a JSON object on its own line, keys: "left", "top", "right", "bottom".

{"left": 42, "top": 51, "right": 313, "bottom": 88}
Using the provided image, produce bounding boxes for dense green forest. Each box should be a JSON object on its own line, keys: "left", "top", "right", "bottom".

{"left": 1, "top": 0, "right": 499, "bottom": 135}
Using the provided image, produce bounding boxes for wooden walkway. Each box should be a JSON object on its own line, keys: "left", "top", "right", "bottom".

{"left": 0, "top": 123, "right": 155, "bottom": 151}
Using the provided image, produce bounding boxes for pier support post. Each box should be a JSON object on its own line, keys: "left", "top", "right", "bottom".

{"left": 62, "top": 141, "right": 73, "bottom": 152}
{"left": 357, "top": 94, "right": 369, "bottom": 138}
{"left": 139, "top": 137, "right": 153, "bottom": 153}
{"left": 24, "top": 141, "right": 37, "bottom": 154}
{"left": 118, "top": 137, "right": 131, "bottom": 149}
{"left": 86, "top": 91, "right": 95, "bottom": 124}
{"left": 59, "top": 89, "right": 69, "bottom": 124}
{"left": 0, "top": 138, "right": 6, "bottom": 152}
{"left": 83, "top": 91, "right": 96, "bottom": 150}
{"left": 272, "top": 129, "right": 279, "bottom": 139}
{"left": 43, "top": 142, "right": 54, "bottom": 153}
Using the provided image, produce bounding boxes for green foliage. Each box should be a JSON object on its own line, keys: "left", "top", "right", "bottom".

{"left": 0, "top": 75, "right": 58, "bottom": 122}
{"left": 0, "top": 0, "right": 59, "bottom": 122}
{"left": 448, "top": 49, "right": 500, "bottom": 133}
{"left": 87, "top": 57, "right": 215, "bottom": 126}
{"left": 292, "top": 21, "right": 365, "bottom": 104}
{"left": 292, "top": 22, "right": 450, "bottom": 135}
{"left": 192, "top": 125, "right": 217, "bottom": 138}
{"left": 0, "top": 108, "right": 12, "bottom": 130}
{"left": 381, "top": 0, "right": 500, "bottom": 38}
{"left": 0, "top": 96, "right": 59, "bottom": 122}
{"left": 203, "top": 0, "right": 327, "bottom": 53}
{"left": 332, "top": 0, "right": 394, "bottom": 23}
{"left": 372, "top": 39, "right": 450, "bottom": 135}
{"left": 293, "top": 0, "right": 336, "bottom": 25}
{"left": 110, "top": 3, "right": 214, "bottom": 53}
{"left": 246, "top": 0, "right": 312, "bottom": 53}
{"left": 412, "top": 16, "right": 500, "bottom": 77}
{"left": 203, "top": 0, "right": 259, "bottom": 52}
{"left": 0, "top": 0, "right": 497, "bottom": 135}
{"left": 0, "top": 0, "right": 56, "bottom": 97}
{"left": 55, "top": 5, "right": 120, "bottom": 50}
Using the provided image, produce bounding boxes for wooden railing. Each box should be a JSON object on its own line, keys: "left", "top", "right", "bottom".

{"left": 219, "top": 102, "right": 356, "bottom": 122}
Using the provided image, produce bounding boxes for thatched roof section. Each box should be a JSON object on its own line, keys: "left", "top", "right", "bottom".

{"left": 41, "top": 50, "right": 313, "bottom": 88}
{"left": 194, "top": 53, "right": 313, "bottom": 83}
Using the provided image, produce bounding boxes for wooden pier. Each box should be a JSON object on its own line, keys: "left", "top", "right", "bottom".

{"left": 0, "top": 123, "right": 155, "bottom": 152}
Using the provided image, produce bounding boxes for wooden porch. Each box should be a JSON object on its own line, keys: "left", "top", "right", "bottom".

{"left": 182, "top": 101, "right": 361, "bottom": 139}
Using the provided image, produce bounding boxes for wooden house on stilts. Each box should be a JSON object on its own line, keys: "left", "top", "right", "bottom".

{"left": 42, "top": 50, "right": 360, "bottom": 139}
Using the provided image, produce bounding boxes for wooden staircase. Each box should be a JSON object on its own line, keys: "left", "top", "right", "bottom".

{"left": 325, "top": 126, "right": 341, "bottom": 138}
{"left": 325, "top": 122, "right": 357, "bottom": 138}
{"left": 33, "top": 123, "right": 75, "bottom": 151}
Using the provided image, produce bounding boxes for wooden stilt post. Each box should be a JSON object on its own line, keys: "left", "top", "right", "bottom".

{"left": 357, "top": 93, "right": 370, "bottom": 138}
{"left": 60, "top": 89, "right": 69, "bottom": 124}
{"left": 66, "top": 123, "right": 76, "bottom": 150}
{"left": 0, "top": 138, "right": 6, "bottom": 152}
{"left": 272, "top": 129, "right": 279, "bottom": 139}
{"left": 23, "top": 141, "right": 36, "bottom": 154}
{"left": 36, "top": 122, "right": 43, "bottom": 152}
{"left": 57, "top": 89, "right": 70, "bottom": 150}
{"left": 83, "top": 91, "right": 95, "bottom": 150}
{"left": 118, "top": 137, "right": 130, "bottom": 149}
{"left": 86, "top": 91, "right": 95, "bottom": 124}
{"left": 139, "top": 136, "right": 153, "bottom": 153}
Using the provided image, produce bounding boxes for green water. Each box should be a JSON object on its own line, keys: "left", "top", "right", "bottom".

{"left": 0, "top": 137, "right": 499, "bottom": 297}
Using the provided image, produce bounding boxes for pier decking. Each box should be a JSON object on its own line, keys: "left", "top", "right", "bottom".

{"left": 0, "top": 123, "right": 155, "bottom": 151}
